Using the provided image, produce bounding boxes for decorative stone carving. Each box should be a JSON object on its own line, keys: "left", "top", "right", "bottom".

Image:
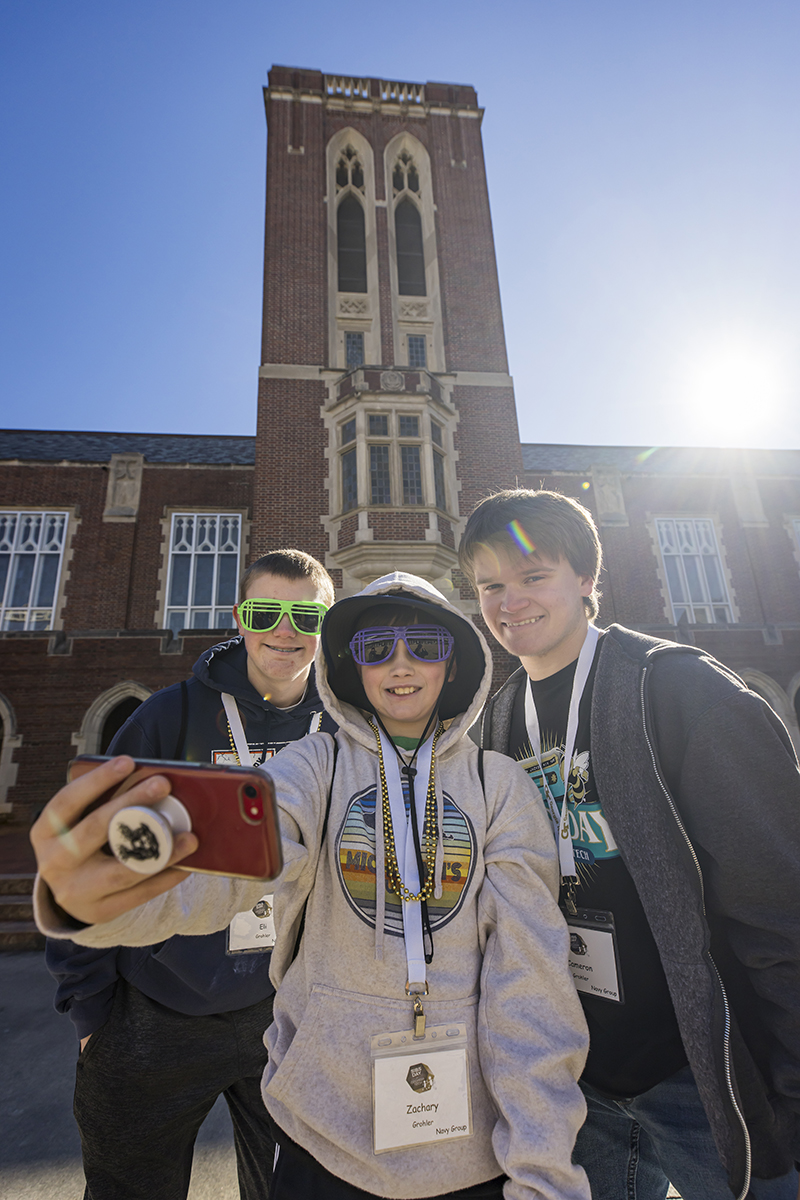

{"left": 380, "top": 370, "right": 405, "bottom": 392}
{"left": 399, "top": 300, "right": 429, "bottom": 320}
{"left": 730, "top": 472, "right": 768, "bottom": 526}
{"left": 338, "top": 296, "right": 369, "bottom": 316}
{"left": 104, "top": 454, "right": 144, "bottom": 520}
{"left": 591, "top": 464, "right": 628, "bottom": 526}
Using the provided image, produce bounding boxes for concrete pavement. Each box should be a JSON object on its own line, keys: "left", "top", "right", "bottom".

{"left": 0, "top": 951, "right": 240, "bottom": 1200}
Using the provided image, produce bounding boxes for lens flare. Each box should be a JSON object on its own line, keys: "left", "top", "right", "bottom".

{"left": 507, "top": 519, "right": 536, "bottom": 555}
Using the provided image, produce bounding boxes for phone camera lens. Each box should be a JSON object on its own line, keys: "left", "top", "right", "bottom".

{"left": 243, "top": 784, "right": 258, "bottom": 799}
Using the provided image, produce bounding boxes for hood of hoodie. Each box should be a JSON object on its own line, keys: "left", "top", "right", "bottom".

{"left": 317, "top": 572, "right": 491, "bottom": 755}
{"left": 193, "top": 634, "right": 326, "bottom": 722}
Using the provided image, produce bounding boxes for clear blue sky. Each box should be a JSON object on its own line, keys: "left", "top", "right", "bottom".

{"left": 2, "top": 0, "right": 798, "bottom": 449}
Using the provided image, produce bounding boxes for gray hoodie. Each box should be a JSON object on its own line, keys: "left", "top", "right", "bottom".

{"left": 37, "top": 573, "right": 590, "bottom": 1200}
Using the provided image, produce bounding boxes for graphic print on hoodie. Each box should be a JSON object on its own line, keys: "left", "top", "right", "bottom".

{"left": 336, "top": 783, "right": 477, "bottom": 934}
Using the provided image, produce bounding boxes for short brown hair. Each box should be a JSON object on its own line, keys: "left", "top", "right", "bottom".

{"left": 239, "top": 549, "right": 335, "bottom": 607}
{"left": 458, "top": 489, "right": 602, "bottom": 619}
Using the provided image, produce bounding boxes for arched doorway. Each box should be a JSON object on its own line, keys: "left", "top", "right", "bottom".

{"left": 100, "top": 695, "right": 144, "bottom": 752}
{"left": 0, "top": 692, "right": 23, "bottom": 815}
{"left": 71, "top": 682, "right": 152, "bottom": 758}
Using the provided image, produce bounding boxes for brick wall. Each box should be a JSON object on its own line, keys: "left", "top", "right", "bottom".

{"left": 0, "top": 633, "right": 224, "bottom": 824}
{"left": 367, "top": 511, "right": 428, "bottom": 540}
{"left": 253, "top": 378, "right": 329, "bottom": 561}
{"left": 0, "top": 462, "right": 253, "bottom": 630}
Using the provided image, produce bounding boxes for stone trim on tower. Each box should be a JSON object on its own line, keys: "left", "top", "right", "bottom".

{"left": 327, "top": 128, "right": 381, "bottom": 369}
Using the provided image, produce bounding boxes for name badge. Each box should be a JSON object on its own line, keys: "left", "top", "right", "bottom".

{"left": 371, "top": 1023, "right": 472, "bottom": 1153}
{"left": 226, "top": 894, "right": 275, "bottom": 954}
{"left": 563, "top": 907, "right": 624, "bottom": 1003}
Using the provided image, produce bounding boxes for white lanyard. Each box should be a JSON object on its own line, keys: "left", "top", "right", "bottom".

{"left": 524, "top": 625, "right": 599, "bottom": 887}
{"left": 376, "top": 725, "right": 435, "bottom": 993}
{"left": 221, "top": 692, "right": 323, "bottom": 767}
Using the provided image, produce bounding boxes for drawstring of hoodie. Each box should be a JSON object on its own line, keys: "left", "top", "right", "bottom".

{"left": 368, "top": 672, "right": 450, "bottom": 965}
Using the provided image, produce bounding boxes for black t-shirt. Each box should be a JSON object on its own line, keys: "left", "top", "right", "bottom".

{"left": 508, "top": 643, "right": 687, "bottom": 1096}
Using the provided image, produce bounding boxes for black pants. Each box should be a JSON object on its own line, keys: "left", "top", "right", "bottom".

{"left": 270, "top": 1127, "right": 506, "bottom": 1200}
{"left": 74, "top": 978, "right": 275, "bottom": 1200}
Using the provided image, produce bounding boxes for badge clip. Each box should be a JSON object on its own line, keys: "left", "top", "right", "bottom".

{"left": 406, "top": 980, "right": 428, "bottom": 1039}
{"left": 412, "top": 994, "right": 426, "bottom": 1038}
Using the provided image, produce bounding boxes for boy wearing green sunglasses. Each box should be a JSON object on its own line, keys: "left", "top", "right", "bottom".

{"left": 45, "top": 548, "right": 336, "bottom": 1200}
{"left": 233, "top": 571, "right": 330, "bottom": 705}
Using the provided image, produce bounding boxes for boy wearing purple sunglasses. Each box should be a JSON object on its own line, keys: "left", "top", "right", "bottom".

{"left": 33, "top": 571, "right": 590, "bottom": 1200}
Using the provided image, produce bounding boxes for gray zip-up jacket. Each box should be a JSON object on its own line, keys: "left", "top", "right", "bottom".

{"left": 37, "top": 575, "right": 591, "bottom": 1200}
{"left": 477, "top": 623, "right": 800, "bottom": 1199}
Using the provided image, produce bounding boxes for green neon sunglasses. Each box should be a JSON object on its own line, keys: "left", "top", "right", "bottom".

{"left": 237, "top": 598, "right": 329, "bottom": 636}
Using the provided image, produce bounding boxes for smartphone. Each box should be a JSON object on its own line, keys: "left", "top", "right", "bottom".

{"left": 67, "top": 755, "right": 282, "bottom": 882}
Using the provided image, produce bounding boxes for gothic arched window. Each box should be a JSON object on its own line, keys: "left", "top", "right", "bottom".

{"left": 395, "top": 199, "right": 425, "bottom": 296}
{"left": 337, "top": 195, "right": 367, "bottom": 293}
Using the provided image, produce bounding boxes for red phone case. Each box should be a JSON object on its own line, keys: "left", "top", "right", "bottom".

{"left": 68, "top": 756, "right": 283, "bottom": 882}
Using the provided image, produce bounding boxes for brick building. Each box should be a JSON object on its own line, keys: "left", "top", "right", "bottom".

{"left": 520, "top": 443, "right": 800, "bottom": 750}
{"left": 1, "top": 68, "right": 800, "bottom": 825}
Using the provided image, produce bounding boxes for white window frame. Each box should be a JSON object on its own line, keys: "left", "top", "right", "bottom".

{"left": 333, "top": 404, "right": 455, "bottom": 517}
{"left": 0, "top": 510, "right": 70, "bottom": 631}
{"left": 164, "top": 512, "right": 242, "bottom": 635}
{"left": 655, "top": 516, "right": 735, "bottom": 625}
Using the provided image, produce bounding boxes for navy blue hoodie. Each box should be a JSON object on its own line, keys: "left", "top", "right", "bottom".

{"left": 46, "top": 636, "right": 336, "bottom": 1040}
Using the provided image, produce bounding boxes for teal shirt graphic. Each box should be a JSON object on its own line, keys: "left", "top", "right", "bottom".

{"left": 517, "top": 736, "right": 619, "bottom": 873}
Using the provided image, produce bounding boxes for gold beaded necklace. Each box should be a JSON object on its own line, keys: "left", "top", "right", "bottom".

{"left": 369, "top": 719, "right": 443, "bottom": 903}
{"left": 226, "top": 719, "right": 241, "bottom": 764}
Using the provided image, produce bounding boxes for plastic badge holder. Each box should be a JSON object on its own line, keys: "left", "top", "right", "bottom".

{"left": 371, "top": 1023, "right": 472, "bottom": 1153}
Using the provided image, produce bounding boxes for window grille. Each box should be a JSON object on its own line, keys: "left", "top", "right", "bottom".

{"left": 345, "top": 332, "right": 365, "bottom": 368}
{"left": 335, "top": 409, "right": 451, "bottom": 515}
{"left": 0, "top": 510, "right": 68, "bottom": 630}
{"left": 165, "top": 514, "right": 240, "bottom": 636}
{"left": 342, "top": 448, "right": 358, "bottom": 512}
{"left": 341, "top": 418, "right": 356, "bottom": 445}
{"left": 433, "top": 451, "right": 446, "bottom": 511}
{"left": 407, "top": 335, "right": 427, "bottom": 368}
{"left": 655, "top": 518, "right": 733, "bottom": 625}
{"left": 398, "top": 415, "right": 419, "bottom": 438}
{"left": 368, "top": 414, "right": 389, "bottom": 437}
{"left": 370, "top": 445, "right": 391, "bottom": 504}
{"left": 401, "top": 446, "right": 423, "bottom": 505}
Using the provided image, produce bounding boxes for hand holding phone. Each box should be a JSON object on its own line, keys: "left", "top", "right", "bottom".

{"left": 68, "top": 756, "right": 282, "bottom": 883}
{"left": 30, "top": 756, "right": 197, "bottom": 926}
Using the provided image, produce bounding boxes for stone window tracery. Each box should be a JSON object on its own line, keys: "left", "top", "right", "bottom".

{"left": 0, "top": 510, "right": 70, "bottom": 630}
{"left": 165, "top": 513, "right": 241, "bottom": 635}
{"left": 655, "top": 517, "right": 734, "bottom": 625}
{"left": 336, "top": 145, "right": 365, "bottom": 195}
{"left": 392, "top": 150, "right": 420, "bottom": 197}
{"left": 392, "top": 150, "right": 426, "bottom": 297}
{"left": 328, "top": 131, "right": 379, "bottom": 367}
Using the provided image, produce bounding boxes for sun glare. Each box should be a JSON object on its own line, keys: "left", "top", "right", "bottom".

{"left": 673, "top": 331, "right": 795, "bottom": 445}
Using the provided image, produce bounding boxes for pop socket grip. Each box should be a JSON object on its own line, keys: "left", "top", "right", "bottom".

{"left": 108, "top": 795, "right": 192, "bottom": 876}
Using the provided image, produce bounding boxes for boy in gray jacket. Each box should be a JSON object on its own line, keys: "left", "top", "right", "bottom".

{"left": 460, "top": 488, "right": 800, "bottom": 1200}
{"left": 33, "top": 573, "right": 590, "bottom": 1200}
